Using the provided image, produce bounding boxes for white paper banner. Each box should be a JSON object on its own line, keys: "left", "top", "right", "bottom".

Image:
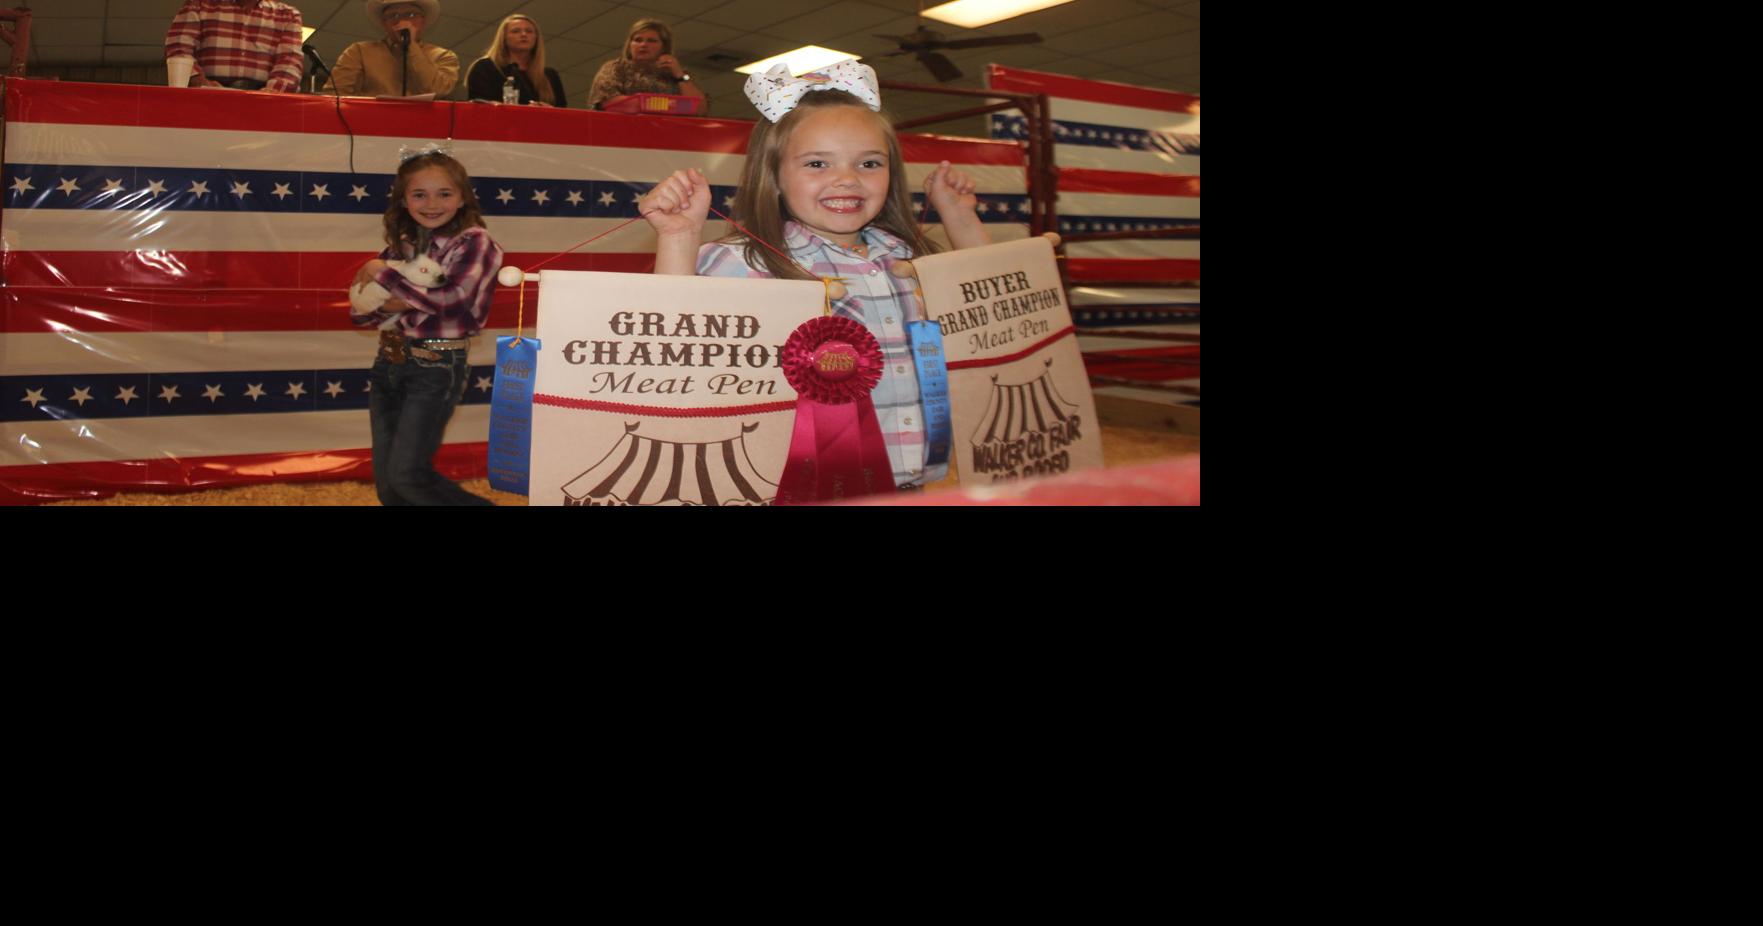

{"left": 912, "top": 238, "right": 1104, "bottom": 484}
{"left": 528, "top": 271, "right": 825, "bottom": 507}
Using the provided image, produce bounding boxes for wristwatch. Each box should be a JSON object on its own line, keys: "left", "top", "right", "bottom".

{"left": 679, "top": 73, "right": 693, "bottom": 82}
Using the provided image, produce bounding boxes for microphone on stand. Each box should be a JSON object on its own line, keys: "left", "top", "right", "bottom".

{"left": 399, "top": 28, "right": 412, "bottom": 96}
{"left": 303, "top": 44, "right": 334, "bottom": 93}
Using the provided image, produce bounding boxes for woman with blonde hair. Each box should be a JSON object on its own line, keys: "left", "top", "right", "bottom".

{"left": 466, "top": 13, "right": 564, "bottom": 106}
{"left": 587, "top": 18, "right": 705, "bottom": 110}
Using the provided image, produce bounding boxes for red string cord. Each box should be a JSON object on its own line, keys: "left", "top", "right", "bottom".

{"left": 705, "top": 206, "right": 846, "bottom": 315}
{"left": 512, "top": 202, "right": 845, "bottom": 336}
{"left": 705, "top": 205, "right": 808, "bottom": 274}
{"left": 519, "top": 205, "right": 812, "bottom": 277}
{"left": 525, "top": 215, "right": 648, "bottom": 273}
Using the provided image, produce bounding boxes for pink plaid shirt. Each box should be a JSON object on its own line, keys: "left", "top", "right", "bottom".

{"left": 697, "top": 222, "right": 946, "bottom": 488}
{"left": 164, "top": 0, "right": 304, "bottom": 94}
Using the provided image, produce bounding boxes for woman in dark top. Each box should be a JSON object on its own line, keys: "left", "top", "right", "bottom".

{"left": 466, "top": 14, "right": 564, "bottom": 106}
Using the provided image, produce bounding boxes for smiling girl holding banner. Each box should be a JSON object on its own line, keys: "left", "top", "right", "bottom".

{"left": 638, "top": 60, "right": 990, "bottom": 495}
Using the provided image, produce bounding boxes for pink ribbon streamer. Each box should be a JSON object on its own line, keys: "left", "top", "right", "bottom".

{"left": 775, "top": 317, "right": 893, "bottom": 505}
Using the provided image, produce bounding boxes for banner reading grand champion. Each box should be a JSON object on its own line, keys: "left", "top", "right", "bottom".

{"left": 528, "top": 271, "right": 825, "bottom": 506}
{"left": 912, "top": 237, "right": 1104, "bottom": 483}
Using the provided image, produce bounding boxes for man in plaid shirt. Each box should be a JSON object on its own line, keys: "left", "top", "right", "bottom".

{"left": 163, "top": 0, "right": 304, "bottom": 93}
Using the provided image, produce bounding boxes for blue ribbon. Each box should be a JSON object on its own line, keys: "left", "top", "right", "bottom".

{"left": 488, "top": 336, "right": 540, "bottom": 494}
{"left": 907, "top": 320, "right": 951, "bottom": 468}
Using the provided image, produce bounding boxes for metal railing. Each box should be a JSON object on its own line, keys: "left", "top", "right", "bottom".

{"left": 878, "top": 78, "right": 1198, "bottom": 405}
{"left": 879, "top": 79, "right": 1056, "bottom": 240}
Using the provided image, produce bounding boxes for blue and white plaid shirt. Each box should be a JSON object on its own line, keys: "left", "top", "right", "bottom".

{"left": 697, "top": 222, "right": 946, "bottom": 488}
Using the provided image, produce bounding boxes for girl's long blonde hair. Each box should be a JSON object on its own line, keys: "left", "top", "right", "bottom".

{"left": 481, "top": 14, "right": 553, "bottom": 105}
{"left": 382, "top": 152, "right": 486, "bottom": 254}
{"left": 728, "top": 90, "right": 936, "bottom": 281}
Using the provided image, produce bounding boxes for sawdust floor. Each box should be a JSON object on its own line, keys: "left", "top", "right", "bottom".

{"left": 45, "top": 424, "right": 1198, "bottom": 506}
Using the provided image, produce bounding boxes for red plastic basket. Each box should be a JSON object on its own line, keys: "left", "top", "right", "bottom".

{"left": 601, "top": 93, "right": 703, "bottom": 115}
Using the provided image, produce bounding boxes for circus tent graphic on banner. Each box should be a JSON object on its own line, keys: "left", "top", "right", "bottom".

{"left": 561, "top": 422, "right": 775, "bottom": 507}
{"left": 972, "top": 360, "right": 1081, "bottom": 449}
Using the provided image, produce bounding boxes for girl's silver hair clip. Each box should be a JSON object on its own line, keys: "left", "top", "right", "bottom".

{"left": 398, "top": 141, "right": 453, "bottom": 163}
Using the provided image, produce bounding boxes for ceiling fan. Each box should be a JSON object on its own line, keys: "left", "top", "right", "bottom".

{"left": 875, "top": 2, "right": 1043, "bottom": 82}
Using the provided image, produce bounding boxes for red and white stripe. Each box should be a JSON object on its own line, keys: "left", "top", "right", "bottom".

{"left": 1, "top": 79, "right": 1026, "bottom": 503}
{"left": 987, "top": 66, "right": 1199, "bottom": 285}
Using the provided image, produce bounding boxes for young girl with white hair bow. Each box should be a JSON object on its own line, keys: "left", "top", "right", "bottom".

{"left": 351, "top": 147, "right": 501, "bottom": 506}
{"left": 638, "top": 61, "right": 991, "bottom": 490}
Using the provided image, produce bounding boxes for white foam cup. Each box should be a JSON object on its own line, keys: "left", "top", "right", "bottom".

{"left": 167, "top": 56, "right": 196, "bottom": 88}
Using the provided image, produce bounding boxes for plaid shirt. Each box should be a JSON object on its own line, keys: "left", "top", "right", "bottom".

{"left": 697, "top": 222, "right": 946, "bottom": 488}
{"left": 355, "top": 227, "right": 503, "bottom": 341}
{"left": 164, "top": 0, "right": 304, "bottom": 94}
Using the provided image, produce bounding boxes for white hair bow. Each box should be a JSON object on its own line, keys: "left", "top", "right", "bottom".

{"left": 398, "top": 141, "right": 453, "bottom": 163}
{"left": 743, "top": 60, "right": 881, "bottom": 123}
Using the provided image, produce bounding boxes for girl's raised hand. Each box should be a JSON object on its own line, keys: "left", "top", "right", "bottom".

{"left": 923, "top": 161, "right": 992, "bottom": 250}
{"left": 639, "top": 167, "right": 711, "bottom": 239}
{"left": 924, "top": 160, "right": 979, "bottom": 218}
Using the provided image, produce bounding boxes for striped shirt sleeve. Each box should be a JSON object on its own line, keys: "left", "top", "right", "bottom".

{"left": 162, "top": 1, "right": 304, "bottom": 93}
{"left": 697, "top": 241, "right": 769, "bottom": 278}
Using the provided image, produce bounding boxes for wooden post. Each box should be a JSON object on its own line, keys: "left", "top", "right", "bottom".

{"left": 1, "top": 7, "right": 32, "bottom": 77}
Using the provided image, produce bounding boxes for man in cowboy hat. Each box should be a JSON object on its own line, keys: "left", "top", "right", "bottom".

{"left": 324, "top": 1, "right": 458, "bottom": 97}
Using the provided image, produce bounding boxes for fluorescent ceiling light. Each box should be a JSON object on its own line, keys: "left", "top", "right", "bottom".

{"left": 922, "top": 0, "right": 1077, "bottom": 29}
{"left": 735, "top": 46, "right": 861, "bottom": 76}
{"left": 302, "top": 26, "right": 316, "bottom": 41}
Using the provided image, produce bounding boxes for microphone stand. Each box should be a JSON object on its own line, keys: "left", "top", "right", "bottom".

{"left": 303, "top": 44, "right": 333, "bottom": 94}
{"left": 400, "top": 29, "right": 410, "bottom": 97}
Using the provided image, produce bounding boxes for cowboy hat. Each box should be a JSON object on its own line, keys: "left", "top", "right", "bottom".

{"left": 364, "top": 1, "right": 441, "bottom": 28}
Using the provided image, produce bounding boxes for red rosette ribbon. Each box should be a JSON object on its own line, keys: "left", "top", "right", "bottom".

{"left": 775, "top": 316, "right": 895, "bottom": 504}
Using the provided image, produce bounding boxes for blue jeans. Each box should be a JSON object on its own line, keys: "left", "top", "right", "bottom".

{"left": 369, "top": 349, "right": 493, "bottom": 506}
